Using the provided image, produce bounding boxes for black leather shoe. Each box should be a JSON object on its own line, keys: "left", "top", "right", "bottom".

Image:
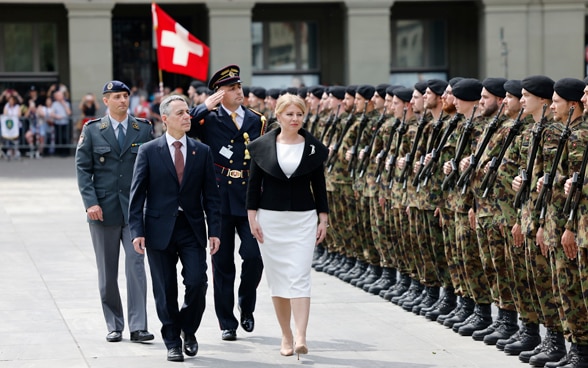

{"left": 222, "top": 329, "right": 237, "bottom": 341}
{"left": 106, "top": 331, "right": 122, "bottom": 342}
{"left": 167, "top": 347, "right": 184, "bottom": 362}
{"left": 183, "top": 334, "right": 198, "bottom": 357}
{"left": 130, "top": 330, "right": 154, "bottom": 343}
{"left": 240, "top": 312, "right": 254, "bottom": 332}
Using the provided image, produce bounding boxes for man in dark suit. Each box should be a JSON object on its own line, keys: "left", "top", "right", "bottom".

{"left": 75, "top": 80, "right": 154, "bottom": 343}
{"left": 189, "top": 64, "right": 264, "bottom": 341}
{"left": 129, "top": 95, "right": 221, "bottom": 362}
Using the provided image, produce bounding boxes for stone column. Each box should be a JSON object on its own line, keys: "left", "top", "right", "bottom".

{"left": 206, "top": 0, "right": 255, "bottom": 85}
{"left": 344, "top": 0, "right": 394, "bottom": 85}
{"left": 65, "top": 1, "right": 115, "bottom": 102}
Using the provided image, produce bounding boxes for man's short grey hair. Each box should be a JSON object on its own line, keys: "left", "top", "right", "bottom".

{"left": 160, "top": 95, "right": 188, "bottom": 116}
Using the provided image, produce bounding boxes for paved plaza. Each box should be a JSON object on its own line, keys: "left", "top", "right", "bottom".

{"left": 0, "top": 157, "right": 529, "bottom": 367}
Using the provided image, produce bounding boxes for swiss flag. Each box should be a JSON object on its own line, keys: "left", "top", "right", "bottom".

{"left": 152, "top": 3, "right": 209, "bottom": 81}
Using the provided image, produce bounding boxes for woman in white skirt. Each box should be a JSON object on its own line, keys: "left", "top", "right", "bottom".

{"left": 247, "top": 94, "right": 329, "bottom": 358}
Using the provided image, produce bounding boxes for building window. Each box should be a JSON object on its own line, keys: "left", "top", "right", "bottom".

{"left": 251, "top": 21, "right": 319, "bottom": 88}
{"left": 390, "top": 19, "right": 447, "bottom": 85}
{"left": 0, "top": 23, "right": 57, "bottom": 73}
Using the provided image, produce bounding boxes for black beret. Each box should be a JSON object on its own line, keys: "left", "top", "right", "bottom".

{"left": 385, "top": 85, "right": 404, "bottom": 97}
{"left": 298, "top": 87, "right": 307, "bottom": 98}
{"left": 356, "top": 84, "right": 375, "bottom": 100}
{"left": 393, "top": 87, "right": 413, "bottom": 103}
{"left": 448, "top": 77, "right": 463, "bottom": 87}
{"left": 190, "top": 80, "right": 205, "bottom": 89}
{"left": 345, "top": 85, "right": 357, "bottom": 96}
{"left": 308, "top": 85, "right": 325, "bottom": 99}
{"left": 267, "top": 88, "right": 280, "bottom": 99}
{"left": 482, "top": 77, "right": 507, "bottom": 98}
{"left": 102, "top": 80, "right": 130, "bottom": 95}
{"left": 250, "top": 87, "right": 266, "bottom": 99}
{"left": 279, "top": 88, "right": 288, "bottom": 96}
{"left": 329, "top": 86, "right": 346, "bottom": 100}
{"left": 414, "top": 81, "right": 428, "bottom": 95}
{"left": 521, "top": 75, "right": 554, "bottom": 100}
{"left": 427, "top": 79, "right": 448, "bottom": 96}
{"left": 287, "top": 87, "right": 298, "bottom": 95}
{"left": 452, "top": 78, "right": 482, "bottom": 102}
{"left": 503, "top": 80, "right": 522, "bottom": 99}
{"left": 554, "top": 77, "right": 585, "bottom": 102}
{"left": 242, "top": 86, "right": 250, "bottom": 96}
{"left": 375, "top": 84, "right": 390, "bottom": 98}
{"left": 208, "top": 64, "right": 241, "bottom": 90}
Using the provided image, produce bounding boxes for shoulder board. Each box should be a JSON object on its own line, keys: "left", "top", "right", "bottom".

{"left": 134, "top": 117, "right": 152, "bottom": 125}
{"left": 85, "top": 118, "right": 101, "bottom": 125}
{"left": 248, "top": 107, "right": 263, "bottom": 117}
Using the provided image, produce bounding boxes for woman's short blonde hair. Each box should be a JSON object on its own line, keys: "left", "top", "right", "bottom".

{"left": 275, "top": 94, "right": 307, "bottom": 117}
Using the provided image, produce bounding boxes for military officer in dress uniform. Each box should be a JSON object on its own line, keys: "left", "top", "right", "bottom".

{"left": 188, "top": 64, "right": 265, "bottom": 342}
{"left": 75, "top": 80, "right": 154, "bottom": 343}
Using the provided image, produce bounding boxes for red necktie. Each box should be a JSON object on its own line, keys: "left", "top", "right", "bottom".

{"left": 172, "top": 141, "right": 184, "bottom": 184}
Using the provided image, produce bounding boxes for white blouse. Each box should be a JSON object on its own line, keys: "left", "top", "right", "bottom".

{"left": 276, "top": 142, "right": 304, "bottom": 178}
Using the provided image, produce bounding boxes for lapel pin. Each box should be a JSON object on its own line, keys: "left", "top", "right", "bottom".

{"left": 192, "top": 151, "right": 196, "bottom": 155}
{"left": 309, "top": 144, "right": 315, "bottom": 156}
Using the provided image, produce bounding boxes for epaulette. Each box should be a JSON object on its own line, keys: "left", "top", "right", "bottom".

{"left": 134, "top": 117, "right": 152, "bottom": 125}
{"left": 85, "top": 118, "right": 101, "bottom": 125}
{"left": 248, "top": 107, "right": 263, "bottom": 117}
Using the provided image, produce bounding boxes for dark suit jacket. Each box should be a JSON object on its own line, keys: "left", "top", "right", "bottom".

{"left": 128, "top": 135, "right": 221, "bottom": 250}
{"left": 246, "top": 128, "right": 329, "bottom": 213}
{"left": 76, "top": 115, "right": 152, "bottom": 226}
{"left": 189, "top": 104, "right": 264, "bottom": 216}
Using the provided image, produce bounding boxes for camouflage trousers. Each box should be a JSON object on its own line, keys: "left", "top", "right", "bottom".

{"left": 383, "top": 199, "right": 399, "bottom": 270}
{"left": 333, "top": 183, "right": 363, "bottom": 260}
{"left": 440, "top": 208, "right": 467, "bottom": 297}
{"left": 326, "top": 190, "right": 344, "bottom": 254}
{"left": 393, "top": 206, "right": 412, "bottom": 275}
{"left": 551, "top": 245, "right": 588, "bottom": 344}
{"left": 578, "top": 248, "right": 588, "bottom": 334}
{"left": 525, "top": 236, "right": 562, "bottom": 331}
{"left": 477, "top": 216, "right": 514, "bottom": 310}
{"left": 504, "top": 228, "right": 540, "bottom": 324}
{"left": 408, "top": 207, "right": 424, "bottom": 282}
{"left": 358, "top": 194, "right": 378, "bottom": 265}
{"left": 421, "top": 209, "right": 447, "bottom": 287}
{"left": 370, "top": 196, "right": 390, "bottom": 267}
{"left": 456, "top": 211, "right": 491, "bottom": 304}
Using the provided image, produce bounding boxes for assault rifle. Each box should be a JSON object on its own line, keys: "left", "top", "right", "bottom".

{"left": 387, "top": 108, "right": 409, "bottom": 188}
{"left": 398, "top": 110, "right": 428, "bottom": 189}
{"left": 456, "top": 103, "right": 505, "bottom": 194}
{"left": 319, "top": 107, "right": 337, "bottom": 142}
{"left": 324, "top": 105, "right": 343, "bottom": 149}
{"left": 418, "top": 113, "right": 462, "bottom": 188}
{"left": 413, "top": 111, "right": 444, "bottom": 190}
{"left": 348, "top": 105, "right": 369, "bottom": 178}
{"left": 513, "top": 104, "right": 549, "bottom": 208}
{"left": 375, "top": 117, "right": 401, "bottom": 183}
{"left": 304, "top": 104, "right": 318, "bottom": 131}
{"left": 309, "top": 104, "right": 322, "bottom": 137}
{"left": 535, "top": 106, "right": 575, "bottom": 220}
{"left": 480, "top": 107, "right": 525, "bottom": 198}
{"left": 441, "top": 106, "right": 478, "bottom": 191}
{"left": 564, "top": 138, "right": 588, "bottom": 221}
{"left": 326, "top": 106, "right": 355, "bottom": 172}
{"left": 358, "top": 107, "right": 387, "bottom": 178}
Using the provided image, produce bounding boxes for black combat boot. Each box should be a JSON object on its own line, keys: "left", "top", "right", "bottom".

{"left": 545, "top": 343, "right": 576, "bottom": 368}
{"left": 426, "top": 287, "right": 457, "bottom": 321}
{"left": 325, "top": 254, "right": 344, "bottom": 275}
{"left": 334, "top": 257, "right": 355, "bottom": 277}
{"left": 357, "top": 265, "right": 382, "bottom": 288}
{"left": 384, "top": 273, "right": 410, "bottom": 300}
{"left": 350, "top": 264, "right": 374, "bottom": 286}
{"left": 413, "top": 286, "right": 440, "bottom": 315}
{"left": 472, "top": 308, "right": 504, "bottom": 341}
{"left": 503, "top": 322, "right": 541, "bottom": 355}
{"left": 402, "top": 287, "right": 426, "bottom": 311}
{"left": 311, "top": 244, "right": 325, "bottom": 267}
{"left": 443, "top": 297, "right": 475, "bottom": 328}
{"left": 526, "top": 330, "right": 566, "bottom": 366}
{"left": 497, "top": 327, "right": 522, "bottom": 351}
{"left": 483, "top": 309, "right": 519, "bottom": 345}
{"left": 314, "top": 252, "right": 335, "bottom": 272}
{"left": 368, "top": 267, "right": 396, "bottom": 295}
{"left": 437, "top": 297, "right": 463, "bottom": 325}
{"left": 457, "top": 303, "right": 492, "bottom": 336}
{"left": 564, "top": 343, "right": 588, "bottom": 368}
{"left": 391, "top": 278, "right": 419, "bottom": 305}
{"left": 362, "top": 266, "right": 386, "bottom": 291}
{"left": 340, "top": 260, "right": 366, "bottom": 282}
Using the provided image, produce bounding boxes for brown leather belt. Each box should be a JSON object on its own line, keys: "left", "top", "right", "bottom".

{"left": 215, "top": 164, "right": 249, "bottom": 179}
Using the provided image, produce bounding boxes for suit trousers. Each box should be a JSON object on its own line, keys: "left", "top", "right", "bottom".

{"left": 89, "top": 223, "right": 148, "bottom": 333}
{"left": 212, "top": 214, "right": 263, "bottom": 330}
{"left": 146, "top": 212, "right": 208, "bottom": 349}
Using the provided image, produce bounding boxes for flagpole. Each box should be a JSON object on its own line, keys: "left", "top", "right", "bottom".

{"left": 158, "top": 68, "right": 164, "bottom": 95}
{"left": 152, "top": 2, "right": 164, "bottom": 95}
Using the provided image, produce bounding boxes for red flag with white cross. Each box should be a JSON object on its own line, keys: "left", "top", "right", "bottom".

{"left": 152, "top": 3, "right": 209, "bottom": 81}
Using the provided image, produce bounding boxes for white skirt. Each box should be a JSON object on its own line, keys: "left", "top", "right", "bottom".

{"left": 257, "top": 209, "right": 317, "bottom": 298}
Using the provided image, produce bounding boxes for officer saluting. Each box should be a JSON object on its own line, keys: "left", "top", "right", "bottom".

{"left": 188, "top": 64, "right": 265, "bottom": 342}
{"left": 75, "top": 80, "right": 154, "bottom": 343}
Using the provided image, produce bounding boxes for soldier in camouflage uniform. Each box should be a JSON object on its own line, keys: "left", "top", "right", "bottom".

{"left": 562, "top": 78, "right": 588, "bottom": 368}
{"left": 508, "top": 76, "right": 565, "bottom": 363}
{"left": 440, "top": 79, "right": 484, "bottom": 331}
{"left": 533, "top": 78, "right": 587, "bottom": 367}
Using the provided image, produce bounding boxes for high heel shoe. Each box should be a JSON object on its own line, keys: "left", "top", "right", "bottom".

{"left": 280, "top": 336, "right": 294, "bottom": 356}
{"left": 294, "top": 343, "right": 308, "bottom": 360}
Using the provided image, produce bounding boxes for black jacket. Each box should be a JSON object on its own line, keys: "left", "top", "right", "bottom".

{"left": 246, "top": 128, "right": 329, "bottom": 213}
